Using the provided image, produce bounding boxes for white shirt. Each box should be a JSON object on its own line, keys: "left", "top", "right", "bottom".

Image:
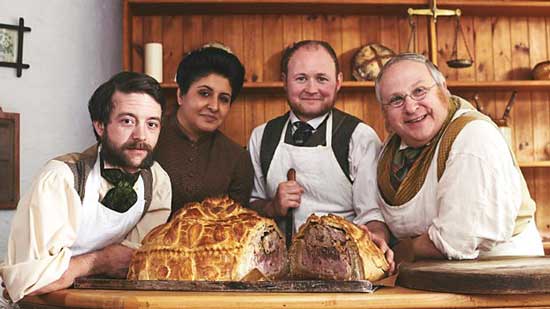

{"left": 0, "top": 150, "right": 171, "bottom": 302}
{"left": 378, "top": 109, "right": 543, "bottom": 259}
{"left": 248, "top": 110, "right": 384, "bottom": 225}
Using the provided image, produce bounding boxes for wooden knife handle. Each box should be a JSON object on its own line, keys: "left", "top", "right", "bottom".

{"left": 287, "top": 168, "right": 296, "bottom": 181}
{"left": 285, "top": 168, "right": 296, "bottom": 248}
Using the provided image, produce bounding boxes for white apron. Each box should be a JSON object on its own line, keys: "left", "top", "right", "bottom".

{"left": 377, "top": 136, "right": 543, "bottom": 258}
{"left": 70, "top": 154, "right": 145, "bottom": 256}
{"left": 266, "top": 114, "right": 354, "bottom": 233}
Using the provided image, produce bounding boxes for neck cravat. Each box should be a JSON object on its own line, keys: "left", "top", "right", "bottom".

{"left": 100, "top": 159, "right": 140, "bottom": 213}
{"left": 293, "top": 121, "right": 314, "bottom": 146}
{"left": 390, "top": 146, "right": 424, "bottom": 190}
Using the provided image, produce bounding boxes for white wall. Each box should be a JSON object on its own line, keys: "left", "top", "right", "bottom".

{"left": 0, "top": 0, "right": 122, "bottom": 262}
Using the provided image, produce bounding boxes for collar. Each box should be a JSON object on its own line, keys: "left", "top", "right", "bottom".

{"left": 171, "top": 114, "right": 215, "bottom": 144}
{"left": 288, "top": 110, "right": 330, "bottom": 130}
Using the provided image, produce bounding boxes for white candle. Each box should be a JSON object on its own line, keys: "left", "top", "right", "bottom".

{"left": 144, "top": 43, "right": 163, "bottom": 83}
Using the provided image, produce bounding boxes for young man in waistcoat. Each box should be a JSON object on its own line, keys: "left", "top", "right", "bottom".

{"left": 1, "top": 72, "right": 171, "bottom": 303}
{"left": 375, "top": 53, "right": 543, "bottom": 261}
{"left": 247, "top": 40, "right": 394, "bottom": 271}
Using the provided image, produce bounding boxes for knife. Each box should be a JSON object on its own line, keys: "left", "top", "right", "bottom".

{"left": 472, "top": 93, "right": 485, "bottom": 115}
{"left": 285, "top": 168, "right": 296, "bottom": 249}
{"left": 502, "top": 90, "right": 518, "bottom": 120}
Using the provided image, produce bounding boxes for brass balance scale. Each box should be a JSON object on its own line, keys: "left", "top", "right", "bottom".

{"left": 407, "top": 0, "right": 474, "bottom": 68}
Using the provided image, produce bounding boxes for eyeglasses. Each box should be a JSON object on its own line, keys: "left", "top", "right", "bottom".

{"left": 383, "top": 84, "right": 437, "bottom": 108}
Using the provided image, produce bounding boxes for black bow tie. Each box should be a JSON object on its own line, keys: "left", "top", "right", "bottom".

{"left": 293, "top": 121, "right": 314, "bottom": 146}
{"left": 100, "top": 160, "right": 140, "bottom": 213}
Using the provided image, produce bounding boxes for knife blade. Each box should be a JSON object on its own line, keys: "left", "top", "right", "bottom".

{"left": 502, "top": 90, "right": 517, "bottom": 119}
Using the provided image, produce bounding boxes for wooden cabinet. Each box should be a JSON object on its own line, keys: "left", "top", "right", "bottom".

{"left": 0, "top": 108, "right": 19, "bottom": 209}
{"left": 122, "top": 0, "right": 550, "bottom": 246}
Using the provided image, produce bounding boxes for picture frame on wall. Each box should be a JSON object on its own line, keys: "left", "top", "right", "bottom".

{"left": 0, "top": 108, "right": 20, "bottom": 210}
{"left": 0, "top": 28, "right": 17, "bottom": 63}
{"left": 0, "top": 18, "right": 31, "bottom": 77}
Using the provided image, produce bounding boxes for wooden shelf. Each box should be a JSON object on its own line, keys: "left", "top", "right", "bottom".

{"left": 127, "top": 0, "right": 550, "bottom": 16}
{"left": 448, "top": 81, "right": 550, "bottom": 92}
{"left": 160, "top": 80, "right": 550, "bottom": 92}
{"left": 519, "top": 161, "right": 550, "bottom": 168}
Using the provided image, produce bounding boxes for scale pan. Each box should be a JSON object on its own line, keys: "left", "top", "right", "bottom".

{"left": 447, "top": 58, "right": 473, "bottom": 68}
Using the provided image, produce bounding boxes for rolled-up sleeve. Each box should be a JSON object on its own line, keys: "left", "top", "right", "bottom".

{"left": 123, "top": 162, "right": 171, "bottom": 248}
{"left": 0, "top": 160, "right": 81, "bottom": 302}
{"left": 350, "top": 123, "right": 385, "bottom": 225}
{"left": 248, "top": 124, "right": 269, "bottom": 203}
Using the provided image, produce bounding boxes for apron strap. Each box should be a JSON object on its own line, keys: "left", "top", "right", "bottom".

{"left": 140, "top": 168, "right": 153, "bottom": 220}
{"left": 260, "top": 112, "right": 290, "bottom": 178}
{"left": 56, "top": 144, "right": 98, "bottom": 202}
{"left": 331, "top": 109, "right": 361, "bottom": 183}
{"left": 260, "top": 109, "right": 360, "bottom": 183}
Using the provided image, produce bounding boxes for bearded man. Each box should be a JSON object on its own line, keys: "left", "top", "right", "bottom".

{"left": 247, "top": 40, "right": 394, "bottom": 272}
{"left": 0, "top": 72, "right": 171, "bottom": 303}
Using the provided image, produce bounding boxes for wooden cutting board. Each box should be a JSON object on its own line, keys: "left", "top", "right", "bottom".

{"left": 74, "top": 278, "right": 375, "bottom": 293}
{"left": 397, "top": 256, "right": 550, "bottom": 294}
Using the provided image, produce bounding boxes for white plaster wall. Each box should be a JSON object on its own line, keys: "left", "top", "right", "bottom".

{"left": 0, "top": 0, "right": 122, "bottom": 271}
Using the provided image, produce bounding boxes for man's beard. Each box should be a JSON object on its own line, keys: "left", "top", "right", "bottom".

{"left": 289, "top": 95, "right": 337, "bottom": 121}
{"left": 100, "top": 133, "right": 154, "bottom": 171}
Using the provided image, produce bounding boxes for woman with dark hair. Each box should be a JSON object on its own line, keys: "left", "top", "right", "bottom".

{"left": 155, "top": 44, "right": 254, "bottom": 216}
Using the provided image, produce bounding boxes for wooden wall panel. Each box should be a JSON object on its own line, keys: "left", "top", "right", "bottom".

{"left": 342, "top": 16, "right": 363, "bottom": 119}
{"left": 222, "top": 16, "right": 246, "bottom": 145}
{"left": 511, "top": 18, "right": 534, "bottom": 162}
{"left": 457, "top": 16, "right": 476, "bottom": 81}
{"left": 342, "top": 16, "right": 359, "bottom": 82}
{"left": 437, "top": 17, "right": 457, "bottom": 80}
{"left": 529, "top": 18, "right": 550, "bottom": 161}
{"left": 493, "top": 17, "right": 512, "bottom": 81}
{"left": 134, "top": 12, "right": 550, "bottom": 232}
{"left": 131, "top": 16, "right": 143, "bottom": 72}
{"left": 183, "top": 15, "right": 204, "bottom": 54}
{"left": 162, "top": 16, "right": 183, "bottom": 83}
{"left": 263, "top": 16, "right": 287, "bottom": 121}
{"left": 529, "top": 18, "right": 550, "bottom": 234}
{"left": 243, "top": 15, "right": 264, "bottom": 83}
{"left": 380, "top": 17, "right": 400, "bottom": 55}
{"left": 243, "top": 16, "right": 265, "bottom": 139}
{"left": 534, "top": 169, "right": 550, "bottom": 237}
{"left": 302, "top": 15, "right": 322, "bottom": 40}
{"left": 473, "top": 17, "right": 496, "bottom": 120}
{"left": 143, "top": 16, "right": 162, "bottom": 44}
{"left": 416, "top": 16, "right": 429, "bottom": 57}
{"left": 323, "top": 15, "right": 344, "bottom": 111}
{"left": 397, "top": 16, "right": 410, "bottom": 53}
{"left": 282, "top": 15, "right": 303, "bottom": 50}
{"left": 360, "top": 15, "right": 380, "bottom": 46}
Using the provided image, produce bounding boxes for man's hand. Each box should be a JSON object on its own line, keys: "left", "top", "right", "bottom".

{"left": 2, "top": 282, "right": 11, "bottom": 302}
{"left": 28, "top": 244, "right": 134, "bottom": 296}
{"left": 29, "top": 256, "right": 85, "bottom": 296}
{"left": 360, "top": 223, "right": 395, "bottom": 274}
{"left": 270, "top": 180, "right": 304, "bottom": 217}
{"left": 93, "top": 244, "right": 134, "bottom": 278}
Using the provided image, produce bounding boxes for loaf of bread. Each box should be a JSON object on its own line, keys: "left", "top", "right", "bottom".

{"left": 127, "top": 196, "right": 287, "bottom": 281}
{"left": 289, "top": 214, "right": 389, "bottom": 281}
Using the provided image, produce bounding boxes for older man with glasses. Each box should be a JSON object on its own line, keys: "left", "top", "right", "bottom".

{"left": 374, "top": 53, "right": 543, "bottom": 262}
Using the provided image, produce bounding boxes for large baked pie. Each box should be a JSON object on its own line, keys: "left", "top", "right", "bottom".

{"left": 289, "top": 214, "right": 389, "bottom": 281}
{"left": 127, "top": 196, "right": 287, "bottom": 281}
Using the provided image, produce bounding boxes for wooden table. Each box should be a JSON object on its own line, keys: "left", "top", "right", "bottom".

{"left": 18, "top": 286, "right": 550, "bottom": 309}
